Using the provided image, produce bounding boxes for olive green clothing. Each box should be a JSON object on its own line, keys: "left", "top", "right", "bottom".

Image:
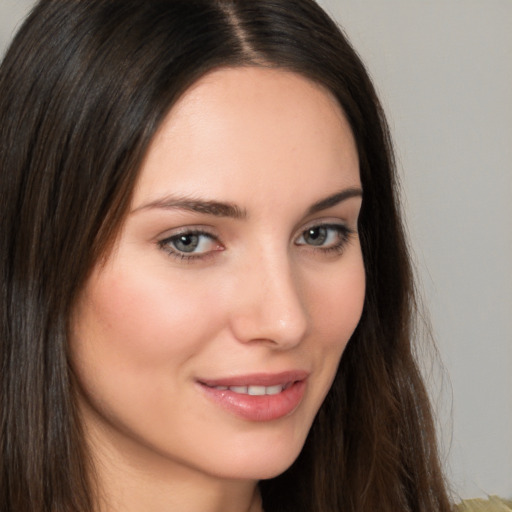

{"left": 456, "top": 496, "right": 512, "bottom": 512}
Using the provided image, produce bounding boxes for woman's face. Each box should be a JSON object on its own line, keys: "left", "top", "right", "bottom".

{"left": 71, "top": 67, "right": 365, "bottom": 482}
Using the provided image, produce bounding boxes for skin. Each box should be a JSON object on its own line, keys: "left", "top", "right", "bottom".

{"left": 71, "top": 67, "right": 365, "bottom": 512}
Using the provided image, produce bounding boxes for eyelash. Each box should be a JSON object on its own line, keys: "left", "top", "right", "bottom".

{"left": 158, "top": 229, "right": 220, "bottom": 261}
{"left": 158, "top": 223, "right": 354, "bottom": 262}
{"left": 294, "top": 223, "right": 354, "bottom": 255}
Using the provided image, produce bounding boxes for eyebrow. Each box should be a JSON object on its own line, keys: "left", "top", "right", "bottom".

{"left": 132, "top": 187, "right": 362, "bottom": 219}
{"left": 132, "top": 196, "right": 248, "bottom": 219}
{"left": 307, "top": 187, "right": 363, "bottom": 215}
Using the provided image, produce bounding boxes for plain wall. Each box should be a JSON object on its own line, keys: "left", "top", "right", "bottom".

{"left": 2, "top": 0, "right": 511, "bottom": 501}
{"left": 0, "top": 0, "right": 33, "bottom": 51}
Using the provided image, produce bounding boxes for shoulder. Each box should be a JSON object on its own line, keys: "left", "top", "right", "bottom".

{"left": 455, "top": 497, "right": 512, "bottom": 512}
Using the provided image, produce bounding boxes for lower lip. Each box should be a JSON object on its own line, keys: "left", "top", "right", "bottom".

{"left": 199, "top": 380, "right": 307, "bottom": 422}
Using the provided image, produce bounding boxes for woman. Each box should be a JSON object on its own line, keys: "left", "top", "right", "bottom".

{"left": 0, "top": 0, "right": 452, "bottom": 511}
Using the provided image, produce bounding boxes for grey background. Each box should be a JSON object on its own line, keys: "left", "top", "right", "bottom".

{"left": 1, "top": 0, "right": 511, "bottom": 501}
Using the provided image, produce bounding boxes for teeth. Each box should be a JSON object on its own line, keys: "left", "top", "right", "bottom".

{"left": 248, "top": 385, "right": 266, "bottom": 396}
{"left": 213, "top": 384, "right": 286, "bottom": 395}
{"left": 265, "top": 385, "right": 282, "bottom": 395}
{"left": 230, "top": 386, "right": 248, "bottom": 394}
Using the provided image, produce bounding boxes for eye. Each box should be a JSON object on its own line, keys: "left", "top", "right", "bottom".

{"left": 159, "top": 230, "right": 222, "bottom": 260}
{"left": 295, "top": 223, "right": 352, "bottom": 253}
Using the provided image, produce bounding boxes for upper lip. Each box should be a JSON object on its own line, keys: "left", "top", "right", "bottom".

{"left": 198, "top": 370, "right": 309, "bottom": 388}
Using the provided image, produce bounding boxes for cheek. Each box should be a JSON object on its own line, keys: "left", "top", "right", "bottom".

{"left": 309, "top": 254, "right": 366, "bottom": 352}
{"left": 72, "top": 266, "right": 223, "bottom": 368}
{"left": 302, "top": 252, "right": 365, "bottom": 400}
{"left": 69, "top": 264, "right": 233, "bottom": 433}
{"left": 69, "top": 265, "right": 230, "bottom": 437}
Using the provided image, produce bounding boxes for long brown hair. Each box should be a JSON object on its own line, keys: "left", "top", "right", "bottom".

{"left": 0, "top": 1, "right": 451, "bottom": 511}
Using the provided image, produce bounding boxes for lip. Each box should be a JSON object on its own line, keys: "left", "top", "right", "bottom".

{"left": 197, "top": 371, "right": 309, "bottom": 422}
{"left": 199, "top": 370, "right": 309, "bottom": 388}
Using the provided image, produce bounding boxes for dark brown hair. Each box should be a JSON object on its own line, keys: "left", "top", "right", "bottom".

{"left": 0, "top": 1, "right": 451, "bottom": 511}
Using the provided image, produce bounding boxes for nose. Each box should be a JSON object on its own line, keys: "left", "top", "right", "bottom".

{"left": 228, "top": 251, "right": 309, "bottom": 349}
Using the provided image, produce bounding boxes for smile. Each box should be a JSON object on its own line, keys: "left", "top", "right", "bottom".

{"left": 209, "top": 383, "right": 291, "bottom": 395}
{"left": 198, "top": 371, "right": 308, "bottom": 421}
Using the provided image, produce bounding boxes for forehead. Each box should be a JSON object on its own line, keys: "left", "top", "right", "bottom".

{"left": 166, "top": 66, "right": 346, "bottom": 130}
{"left": 133, "top": 66, "right": 360, "bottom": 208}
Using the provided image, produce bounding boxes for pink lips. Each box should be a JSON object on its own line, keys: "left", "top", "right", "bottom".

{"left": 198, "top": 370, "right": 308, "bottom": 422}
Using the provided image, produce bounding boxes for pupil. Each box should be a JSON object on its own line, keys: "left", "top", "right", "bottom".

{"left": 175, "top": 234, "right": 198, "bottom": 252}
{"left": 306, "top": 227, "right": 326, "bottom": 246}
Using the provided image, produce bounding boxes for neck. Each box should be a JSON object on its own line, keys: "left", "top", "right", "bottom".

{"left": 97, "top": 468, "right": 262, "bottom": 512}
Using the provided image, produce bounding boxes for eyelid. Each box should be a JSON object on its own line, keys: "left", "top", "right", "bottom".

{"left": 294, "top": 223, "right": 352, "bottom": 242}
{"left": 296, "top": 216, "right": 356, "bottom": 236}
{"left": 294, "top": 219, "right": 356, "bottom": 254}
{"left": 157, "top": 227, "right": 223, "bottom": 261}
{"left": 157, "top": 224, "right": 216, "bottom": 239}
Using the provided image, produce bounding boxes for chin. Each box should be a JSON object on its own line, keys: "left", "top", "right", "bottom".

{"left": 202, "top": 429, "right": 309, "bottom": 482}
